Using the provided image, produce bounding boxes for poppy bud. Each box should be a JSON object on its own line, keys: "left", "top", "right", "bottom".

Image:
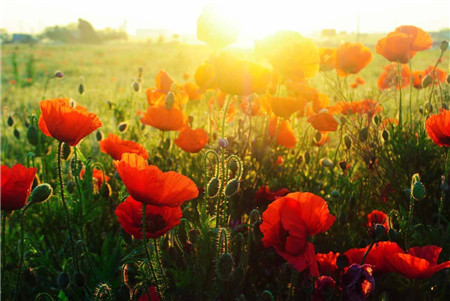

{"left": 78, "top": 83, "right": 85, "bottom": 95}
{"left": 54, "top": 70, "right": 64, "bottom": 78}
{"left": 14, "top": 128, "right": 20, "bottom": 139}
{"left": 412, "top": 180, "right": 426, "bottom": 200}
{"left": 61, "top": 142, "right": 73, "bottom": 161}
{"left": 440, "top": 40, "right": 449, "bottom": 51}
{"left": 344, "top": 135, "right": 352, "bottom": 149}
{"left": 304, "top": 151, "right": 311, "bottom": 164}
{"left": 330, "top": 190, "right": 340, "bottom": 198}
{"left": 320, "top": 158, "right": 334, "bottom": 169}
{"left": 96, "top": 131, "right": 103, "bottom": 141}
{"left": 207, "top": 177, "right": 220, "bottom": 198}
{"left": 419, "top": 106, "right": 424, "bottom": 114}
{"left": 118, "top": 121, "right": 129, "bottom": 133}
{"left": 7, "top": 116, "right": 14, "bottom": 127}
{"left": 132, "top": 80, "right": 141, "bottom": 92}
{"left": 224, "top": 179, "right": 240, "bottom": 197}
{"left": 216, "top": 252, "right": 234, "bottom": 281}
{"left": 27, "top": 125, "right": 39, "bottom": 146}
{"left": 218, "top": 138, "right": 229, "bottom": 148}
{"left": 382, "top": 129, "right": 389, "bottom": 142}
{"left": 373, "top": 115, "right": 380, "bottom": 125}
{"left": 165, "top": 91, "right": 175, "bottom": 110}
{"left": 231, "top": 266, "right": 245, "bottom": 287}
{"left": 23, "top": 268, "right": 37, "bottom": 287}
{"left": 57, "top": 271, "right": 70, "bottom": 289}
{"left": 422, "top": 75, "right": 432, "bottom": 88}
{"left": 74, "top": 271, "right": 86, "bottom": 287}
{"left": 425, "top": 102, "right": 433, "bottom": 113}
{"left": 359, "top": 127, "right": 368, "bottom": 142}
{"left": 67, "top": 180, "right": 75, "bottom": 194}
{"left": 30, "top": 183, "right": 53, "bottom": 204}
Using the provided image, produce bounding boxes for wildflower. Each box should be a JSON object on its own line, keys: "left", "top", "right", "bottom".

{"left": 100, "top": 133, "right": 148, "bottom": 160}
{"left": 412, "top": 70, "right": 425, "bottom": 89}
{"left": 366, "top": 210, "right": 389, "bottom": 232}
{"left": 115, "top": 196, "right": 182, "bottom": 239}
{"left": 183, "top": 82, "right": 202, "bottom": 101}
{"left": 214, "top": 52, "right": 270, "bottom": 96}
{"left": 316, "top": 251, "right": 339, "bottom": 276}
{"left": 424, "top": 66, "right": 447, "bottom": 85}
{"left": 425, "top": 109, "right": 450, "bottom": 147}
{"left": 38, "top": 98, "right": 102, "bottom": 146}
{"left": 80, "top": 168, "right": 110, "bottom": 191}
{"left": 340, "top": 264, "right": 375, "bottom": 300}
{"left": 140, "top": 105, "right": 187, "bottom": 131}
{"left": 255, "top": 185, "right": 290, "bottom": 204}
{"left": 269, "top": 96, "right": 306, "bottom": 118}
{"left": 1, "top": 164, "right": 37, "bottom": 210}
{"left": 260, "top": 192, "right": 335, "bottom": 276}
{"left": 377, "top": 63, "right": 411, "bottom": 90}
{"left": 114, "top": 153, "right": 198, "bottom": 207}
{"left": 174, "top": 126, "right": 209, "bottom": 153}
{"left": 336, "top": 42, "right": 372, "bottom": 77}
{"left": 268, "top": 116, "right": 297, "bottom": 148}
{"left": 376, "top": 25, "right": 432, "bottom": 63}
{"left": 194, "top": 61, "right": 216, "bottom": 90}
{"left": 307, "top": 111, "right": 339, "bottom": 132}
{"left": 240, "top": 95, "right": 263, "bottom": 116}
{"left": 319, "top": 47, "right": 336, "bottom": 71}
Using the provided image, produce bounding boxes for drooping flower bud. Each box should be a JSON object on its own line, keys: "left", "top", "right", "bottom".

{"left": 27, "top": 125, "right": 39, "bottom": 146}
{"left": 7, "top": 116, "right": 14, "bottom": 127}
{"left": 216, "top": 252, "right": 234, "bottom": 281}
{"left": 224, "top": 178, "right": 240, "bottom": 197}
{"left": 412, "top": 180, "right": 426, "bottom": 200}
{"left": 440, "top": 40, "right": 449, "bottom": 52}
{"left": 30, "top": 183, "right": 53, "bottom": 204}
{"left": 207, "top": 177, "right": 220, "bottom": 198}
{"left": 344, "top": 134, "right": 352, "bottom": 149}
{"left": 57, "top": 272, "right": 70, "bottom": 289}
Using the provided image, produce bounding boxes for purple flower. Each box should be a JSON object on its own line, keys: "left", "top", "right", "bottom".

{"left": 340, "top": 263, "right": 375, "bottom": 301}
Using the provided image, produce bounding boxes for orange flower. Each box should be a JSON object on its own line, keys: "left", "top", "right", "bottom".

{"left": 208, "top": 91, "right": 237, "bottom": 123}
{"left": 268, "top": 116, "right": 297, "bottom": 149}
{"left": 319, "top": 47, "right": 336, "bottom": 71}
{"left": 194, "top": 61, "right": 216, "bottom": 90}
{"left": 336, "top": 42, "right": 372, "bottom": 77}
{"left": 140, "top": 105, "right": 187, "bottom": 131}
{"left": 100, "top": 133, "right": 148, "bottom": 160}
{"left": 356, "top": 76, "right": 365, "bottom": 85}
{"left": 260, "top": 192, "right": 335, "bottom": 276}
{"left": 114, "top": 153, "right": 199, "bottom": 207}
{"left": 146, "top": 71, "right": 188, "bottom": 106}
{"left": 256, "top": 31, "right": 320, "bottom": 80}
{"left": 425, "top": 109, "right": 450, "bottom": 147}
{"left": 359, "top": 99, "right": 383, "bottom": 119}
{"left": 350, "top": 82, "right": 358, "bottom": 89}
{"left": 377, "top": 63, "right": 411, "bottom": 90}
{"left": 215, "top": 52, "right": 270, "bottom": 96}
{"left": 240, "top": 95, "right": 262, "bottom": 116}
{"left": 155, "top": 70, "right": 174, "bottom": 93}
{"left": 174, "top": 126, "right": 209, "bottom": 153}
{"left": 1, "top": 164, "right": 37, "bottom": 211}
{"left": 376, "top": 26, "right": 432, "bottom": 63}
{"left": 316, "top": 251, "right": 339, "bottom": 276}
{"left": 424, "top": 66, "right": 447, "bottom": 85}
{"left": 412, "top": 70, "right": 425, "bottom": 89}
{"left": 115, "top": 196, "right": 182, "bottom": 239}
{"left": 285, "top": 80, "right": 319, "bottom": 102}
{"left": 183, "top": 82, "right": 202, "bottom": 101}
{"left": 312, "top": 92, "right": 330, "bottom": 114}
{"left": 38, "top": 98, "right": 102, "bottom": 146}
{"left": 275, "top": 155, "right": 283, "bottom": 165}
{"left": 269, "top": 96, "right": 306, "bottom": 119}
{"left": 80, "top": 168, "right": 110, "bottom": 191}
{"left": 307, "top": 111, "right": 339, "bottom": 132}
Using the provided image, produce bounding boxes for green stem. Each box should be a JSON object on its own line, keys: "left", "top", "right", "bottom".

{"left": 408, "top": 60, "right": 413, "bottom": 125}
{"left": 14, "top": 204, "right": 31, "bottom": 300}
{"left": 57, "top": 141, "right": 78, "bottom": 271}
{"left": 1, "top": 212, "right": 7, "bottom": 280}
{"left": 153, "top": 238, "right": 168, "bottom": 290}
{"left": 397, "top": 62, "right": 403, "bottom": 129}
{"left": 438, "top": 148, "right": 450, "bottom": 227}
{"left": 142, "top": 204, "right": 161, "bottom": 298}
{"left": 361, "top": 241, "right": 376, "bottom": 265}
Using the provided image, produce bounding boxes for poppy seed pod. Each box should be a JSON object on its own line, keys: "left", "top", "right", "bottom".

{"left": 412, "top": 181, "right": 426, "bottom": 200}
{"left": 57, "top": 272, "right": 70, "bottom": 289}
{"left": 207, "top": 177, "right": 220, "bottom": 197}
{"left": 27, "top": 125, "right": 39, "bottom": 146}
{"left": 216, "top": 252, "right": 234, "bottom": 281}
{"left": 218, "top": 138, "right": 229, "bottom": 148}
{"left": 30, "top": 183, "right": 53, "bottom": 204}
{"left": 7, "top": 116, "right": 14, "bottom": 127}
{"left": 224, "top": 179, "right": 240, "bottom": 197}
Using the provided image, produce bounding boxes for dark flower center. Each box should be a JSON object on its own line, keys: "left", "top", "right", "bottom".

{"left": 139, "top": 214, "right": 167, "bottom": 234}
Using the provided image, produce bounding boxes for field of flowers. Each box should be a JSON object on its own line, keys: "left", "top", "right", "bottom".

{"left": 1, "top": 12, "right": 450, "bottom": 301}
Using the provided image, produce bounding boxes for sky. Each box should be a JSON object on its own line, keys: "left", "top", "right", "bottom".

{"left": 1, "top": 0, "right": 449, "bottom": 42}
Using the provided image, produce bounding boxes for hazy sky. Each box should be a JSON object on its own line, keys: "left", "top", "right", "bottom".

{"left": 1, "top": 0, "right": 449, "bottom": 40}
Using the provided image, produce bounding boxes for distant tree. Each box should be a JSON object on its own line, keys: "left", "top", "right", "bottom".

{"left": 40, "top": 26, "right": 75, "bottom": 43}
{"left": 78, "top": 18, "right": 101, "bottom": 43}
{"left": 0, "top": 28, "right": 11, "bottom": 43}
{"left": 97, "top": 28, "right": 128, "bottom": 42}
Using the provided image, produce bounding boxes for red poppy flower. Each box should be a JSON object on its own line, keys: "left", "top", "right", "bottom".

{"left": 240, "top": 95, "right": 263, "bottom": 116}
{"left": 255, "top": 185, "right": 290, "bottom": 204}
{"left": 114, "top": 153, "right": 199, "bottom": 207}
{"left": 1, "top": 164, "right": 37, "bottom": 211}
{"left": 174, "top": 126, "right": 209, "bottom": 153}
{"left": 366, "top": 210, "right": 389, "bottom": 231}
{"left": 80, "top": 168, "right": 110, "bottom": 191}
{"left": 386, "top": 245, "right": 450, "bottom": 279}
{"left": 313, "top": 276, "right": 336, "bottom": 301}
{"left": 377, "top": 63, "right": 411, "bottom": 90}
{"left": 316, "top": 251, "right": 339, "bottom": 276}
{"left": 38, "top": 98, "right": 102, "bottom": 146}
{"left": 425, "top": 109, "right": 450, "bottom": 147}
{"left": 268, "top": 116, "right": 297, "bottom": 149}
{"left": 336, "top": 42, "right": 372, "bottom": 77}
{"left": 115, "top": 196, "right": 182, "bottom": 239}
{"left": 100, "top": 133, "right": 148, "bottom": 160}
{"left": 412, "top": 70, "right": 425, "bottom": 89}
{"left": 140, "top": 105, "right": 187, "bottom": 131}
{"left": 307, "top": 111, "right": 339, "bottom": 132}
{"left": 424, "top": 66, "right": 447, "bottom": 85}
{"left": 260, "top": 192, "right": 335, "bottom": 276}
